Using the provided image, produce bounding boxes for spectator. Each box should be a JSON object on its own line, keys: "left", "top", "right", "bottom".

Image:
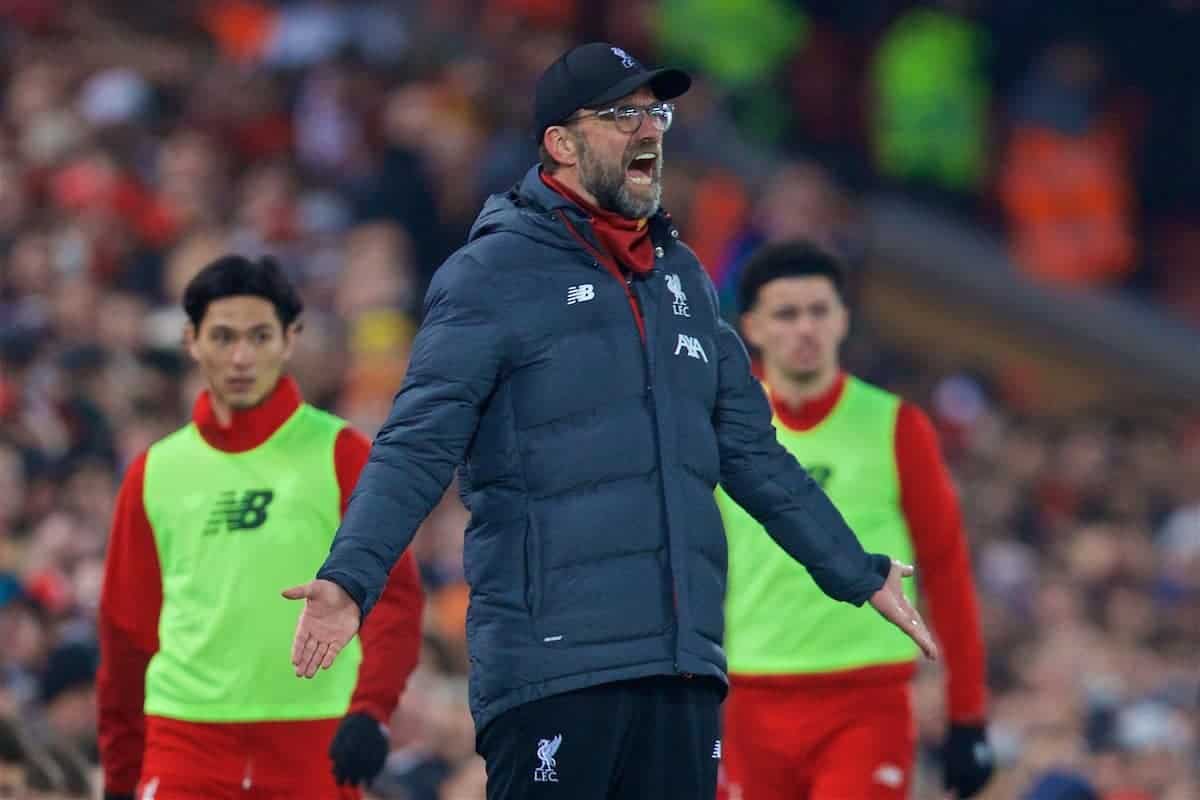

{"left": 998, "top": 39, "right": 1137, "bottom": 288}
{"left": 712, "top": 160, "right": 854, "bottom": 319}
{"left": 37, "top": 641, "right": 98, "bottom": 760}
{"left": 870, "top": 0, "right": 990, "bottom": 199}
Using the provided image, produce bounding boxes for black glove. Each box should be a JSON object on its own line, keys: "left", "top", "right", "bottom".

{"left": 104, "top": 795, "right": 135, "bottom": 800}
{"left": 943, "top": 723, "right": 994, "bottom": 798}
{"left": 330, "top": 711, "right": 390, "bottom": 787}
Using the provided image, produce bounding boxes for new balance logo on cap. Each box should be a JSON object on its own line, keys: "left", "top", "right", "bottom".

{"left": 611, "top": 47, "right": 638, "bottom": 69}
{"left": 566, "top": 284, "right": 595, "bottom": 304}
{"left": 204, "top": 489, "right": 275, "bottom": 534}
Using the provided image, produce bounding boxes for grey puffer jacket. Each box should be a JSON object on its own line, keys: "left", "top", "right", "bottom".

{"left": 318, "top": 166, "right": 890, "bottom": 731}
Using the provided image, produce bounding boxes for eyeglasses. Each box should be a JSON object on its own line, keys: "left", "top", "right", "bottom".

{"left": 568, "top": 102, "right": 675, "bottom": 134}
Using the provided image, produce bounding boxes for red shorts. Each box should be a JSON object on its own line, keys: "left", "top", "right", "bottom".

{"left": 136, "top": 715, "right": 361, "bottom": 800}
{"left": 718, "top": 676, "right": 915, "bottom": 800}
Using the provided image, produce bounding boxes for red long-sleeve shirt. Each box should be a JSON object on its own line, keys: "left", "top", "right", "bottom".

{"left": 97, "top": 376, "right": 424, "bottom": 794}
{"left": 767, "top": 372, "right": 988, "bottom": 723}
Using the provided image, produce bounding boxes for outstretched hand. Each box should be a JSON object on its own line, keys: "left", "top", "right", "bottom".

{"left": 868, "top": 560, "right": 938, "bottom": 661}
{"left": 283, "top": 578, "right": 361, "bottom": 678}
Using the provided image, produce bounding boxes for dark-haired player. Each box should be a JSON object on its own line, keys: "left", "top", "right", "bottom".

{"left": 719, "top": 241, "right": 993, "bottom": 800}
{"left": 98, "top": 255, "right": 424, "bottom": 800}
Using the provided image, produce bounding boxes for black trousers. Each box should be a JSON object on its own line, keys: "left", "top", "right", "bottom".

{"left": 476, "top": 676, "right": 724, "bottom": 800}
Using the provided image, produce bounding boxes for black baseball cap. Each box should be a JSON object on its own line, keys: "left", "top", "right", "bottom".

{"left": 534, "top": 42, "right": 691, "bottom": 143}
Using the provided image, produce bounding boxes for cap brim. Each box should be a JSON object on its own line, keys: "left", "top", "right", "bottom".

{"left": 587, "top": 67, "right": 692, "bottom": 108}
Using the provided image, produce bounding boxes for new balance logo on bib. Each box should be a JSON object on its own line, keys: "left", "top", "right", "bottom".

{"left": 203, "top": 489, "right": 275, "bottom": 534}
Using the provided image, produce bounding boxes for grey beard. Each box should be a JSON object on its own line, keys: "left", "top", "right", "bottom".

{"left": 576, "top": 138, "right": 662, "bottom": 219}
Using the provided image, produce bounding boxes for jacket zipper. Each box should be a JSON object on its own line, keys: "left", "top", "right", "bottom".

{"left": 556, "top": 210, "right": 681, "bottom": 669}
{"left": 555, "top": 210, "right": 645, "bottom": 341}
{"left": 628, "top": 274, "right": 683, "bottom": 673}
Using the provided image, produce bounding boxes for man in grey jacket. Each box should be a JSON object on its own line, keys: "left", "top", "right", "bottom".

{"left": 285, "top": 42, "right": 938, "bottom": 800}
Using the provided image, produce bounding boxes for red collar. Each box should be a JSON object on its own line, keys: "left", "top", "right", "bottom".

{"left": 541, "top": 171, "right": 655, "bottom": 273}
{"left": 768, "top": 372, "right": 847, "bottom": 432}
{"left": 193, "top": 375, "right": 303, "bottom": 453}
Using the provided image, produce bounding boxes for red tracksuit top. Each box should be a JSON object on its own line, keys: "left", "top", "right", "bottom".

{"left": 97, "top": 376, "right": 424, "bottom": 795}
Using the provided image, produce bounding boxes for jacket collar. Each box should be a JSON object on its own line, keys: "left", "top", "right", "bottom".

{"left": 468, "top": 166, "right": 683, "bottom": 263}
{"left": 518, "top": 166, "right": 678, "bottom": 240}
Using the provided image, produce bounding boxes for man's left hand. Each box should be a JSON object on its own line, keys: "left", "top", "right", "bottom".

{"left": 283, "top": 578, "right": 360, "bottom": 678}
{"left": 867, "top": 560, "right": 938, "bottom": 660}
{"left": 330, "top": 711, "right": 390, "bottom": 786}
{"left": 942, "top": 723, "right": 994, "bottom": 799}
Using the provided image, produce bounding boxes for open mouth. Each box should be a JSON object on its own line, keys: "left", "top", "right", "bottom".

{"left": 626, "top": 152, "right": 657, "bottom": 186}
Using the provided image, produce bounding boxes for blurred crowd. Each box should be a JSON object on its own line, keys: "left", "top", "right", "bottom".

{"left": 901, "top": 380, "right": 1200, "bottom": 799}
{"left": 0, "top": 1, "right": 1197, "bottom": 798}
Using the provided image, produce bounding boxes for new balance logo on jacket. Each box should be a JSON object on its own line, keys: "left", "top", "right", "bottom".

{"left": 566, "top": 284, "right": 595, "bottom": 304}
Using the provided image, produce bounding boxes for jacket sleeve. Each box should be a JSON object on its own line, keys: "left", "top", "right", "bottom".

{"left": 896, "top": 403, "right": 988, "bottom": 722}
{"left": 97, "top": 452, "right": 162, "bottom": 795}
{"left": 318, "top": 252, "right": 508, "bottom": 618}
{"left": 707, "top": 280, "right": 888, "bottom": 605}
{"left": 333, "top": 427, "right": 425, "bottom": 723}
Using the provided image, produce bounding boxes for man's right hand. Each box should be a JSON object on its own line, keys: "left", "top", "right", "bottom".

{"left": 868, "top": 560, "right": 939, "bottom": 661}
{"left": 283, "top": 578, "right": 361, "bottom": 678}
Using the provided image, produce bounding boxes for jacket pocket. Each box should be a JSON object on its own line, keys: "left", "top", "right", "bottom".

{"left": 534, "top": 551, "right": 672, "bottom": 647}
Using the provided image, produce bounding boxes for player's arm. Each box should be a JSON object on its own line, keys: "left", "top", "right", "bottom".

{"left": 706, "top": 278, "right": 888, "bottom": 604}
{"left": 896, "top": 402, "right": 993, "bottom": 797}
{"left": 317, "top": 251, "right": 510, "bottom": 620}
{"left": 896, "top": 403, "right": 987, "bottom": 719}
{"left": 97, "top": 452, "right": 162, "bottom": 799}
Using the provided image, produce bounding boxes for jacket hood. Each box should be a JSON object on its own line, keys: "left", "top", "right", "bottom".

{"left": 467, "top": 166, "right": 585, "bottom": 252}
